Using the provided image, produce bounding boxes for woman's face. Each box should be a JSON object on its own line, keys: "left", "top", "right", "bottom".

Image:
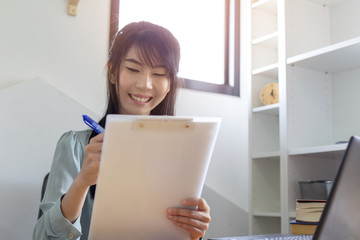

{"left": 112, "top": 46, "right": 170, "bottom": 115}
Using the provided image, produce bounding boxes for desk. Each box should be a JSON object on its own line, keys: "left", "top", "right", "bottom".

{"left": 208, "top": 233, "right": 313, "bottom": 240}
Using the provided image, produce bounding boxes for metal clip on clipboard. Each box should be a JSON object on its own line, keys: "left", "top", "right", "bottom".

{"left": 132, "top": 117, "right": 194, "bottom": 131}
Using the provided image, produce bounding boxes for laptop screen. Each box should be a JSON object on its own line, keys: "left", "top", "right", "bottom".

{"left": 315, "top": 136, "right": 360, "bottom": 240}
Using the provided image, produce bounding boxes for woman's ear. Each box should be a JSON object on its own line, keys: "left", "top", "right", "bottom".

{"left": 166, "top": 79, "right": 171, "bottom": 94}
{"left": 109, "top": 73, "right": 116, "bottom": 85}
{"left": 108, "top": 63, "right": 116, "bottom": 85}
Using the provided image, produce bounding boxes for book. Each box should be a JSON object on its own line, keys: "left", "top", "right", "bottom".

{"left": 296, "top": 199, "right": 326, "bottom": 223}
{"left": 290, "top": 219, "right": 318, "bottom": 235}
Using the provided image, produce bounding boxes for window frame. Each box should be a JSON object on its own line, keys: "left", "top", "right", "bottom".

{"left": 109, "top": 0, "right": 240, "bottom": 97}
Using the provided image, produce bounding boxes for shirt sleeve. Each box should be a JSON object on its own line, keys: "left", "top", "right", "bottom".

{"left": 33, "top": 131, "right": 87, "bottom": 240}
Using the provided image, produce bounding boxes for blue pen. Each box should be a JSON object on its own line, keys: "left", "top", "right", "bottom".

{"left": 82, "top": 114, "right": 105, "bottom": 133}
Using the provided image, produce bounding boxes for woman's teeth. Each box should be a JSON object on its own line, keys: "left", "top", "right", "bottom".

{"left": 131, "top": 94, "right": 150, "bottom": 103}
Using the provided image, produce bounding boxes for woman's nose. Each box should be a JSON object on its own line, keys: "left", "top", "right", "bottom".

{"left": 136, "top": 73, "right": 153, "bottom": 89}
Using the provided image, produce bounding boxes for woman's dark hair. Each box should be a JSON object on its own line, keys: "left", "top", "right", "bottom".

{"left": 90, "top": 21, "right": 182, "bottom": 198}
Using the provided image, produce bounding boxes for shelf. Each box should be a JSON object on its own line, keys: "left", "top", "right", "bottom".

{"left": 252, "top": 103, "right": 279, "bottom": 115}
{"left": 252, "top": 151, "right": 280, "bottom": 159}
{"left": 249, "top": 0, "right": 359, "bottom": 234}
{"left": 309, "top": 0, "right": 345, "bottom": 6}
{"left": 252, "top": 63, "right": 278, "bottom": 78}
{"left": 253, "top": 211, "right": 281, "bottom": 217}
{"left": 252, "top": 32, "right": 278, "bottom": 49}
{"left": 252, "top": 0, "right": 277, "bottom": 14}
{"left": 288, "top": 143, "right": 348, "bottom": 158}
{"left": 287, "top": 36, "right": 360, "bottom": 73}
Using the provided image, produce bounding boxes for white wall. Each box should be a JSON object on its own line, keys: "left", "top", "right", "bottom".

{"left": 176, "top": 89, "right": 249, "bottom": 211}
{"left": 0, "top": 0, "right": 250, "bottom": 238}
{"left": 0, "top": 0, "right": 109, "bottom": 114}
{"left": 0, "top": 79, "right": 98, "bottom": 240}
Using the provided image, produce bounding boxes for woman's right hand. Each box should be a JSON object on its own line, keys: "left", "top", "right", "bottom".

{"left": 78, "top": 133, "right": 104, "bottom": 187}
{"left": 61, "top": 133, "right": 104, "bottom": 222}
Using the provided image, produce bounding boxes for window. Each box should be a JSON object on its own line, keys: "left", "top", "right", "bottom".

{"left": 109, "top": 0, "right": 240, "bottom": 96}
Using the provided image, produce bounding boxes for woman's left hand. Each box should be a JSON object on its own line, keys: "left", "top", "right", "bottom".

{"left": 167, "top": 198, "right": 211, "bottom": 240}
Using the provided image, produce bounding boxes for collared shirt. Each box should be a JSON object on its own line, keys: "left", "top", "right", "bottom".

{"left": 33, "top": 130, "right": 93, "bottom": 240}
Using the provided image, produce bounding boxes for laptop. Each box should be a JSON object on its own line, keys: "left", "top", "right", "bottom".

{"left": 209, "top": 136, "right": 360, "bottom": 240}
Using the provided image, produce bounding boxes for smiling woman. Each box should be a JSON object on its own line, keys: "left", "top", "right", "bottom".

{"left": 109, "top": 0, "right": 240, "bottom": 96}
{"left": 33, "top": 21, "right": 211, "bottom": 240}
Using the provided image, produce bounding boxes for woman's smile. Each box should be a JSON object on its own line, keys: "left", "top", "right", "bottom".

{"left": 129, "top": 93, "right": 152, "bottom": 104}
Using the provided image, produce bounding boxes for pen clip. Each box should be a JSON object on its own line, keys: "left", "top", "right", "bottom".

{"left": 83, "top": 117, "right": 94, "bottom": 129}
{"left": 82, "top": 114, "right": 104, "bottom": 133}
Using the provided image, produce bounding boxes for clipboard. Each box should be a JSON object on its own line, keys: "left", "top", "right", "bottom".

{"left": 88, "top": 115, "right": 221, "bottom": 240}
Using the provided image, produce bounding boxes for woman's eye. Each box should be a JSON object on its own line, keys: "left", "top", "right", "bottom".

{"left": 126, "top": 67, "right": 139, "bottom": 72}
{"left": 153, "top": 73, "right": 166, "bottom": 77}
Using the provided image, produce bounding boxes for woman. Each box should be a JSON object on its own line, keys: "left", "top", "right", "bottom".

{"left": 33, "top": 21, "right": 211, "bottom": 240}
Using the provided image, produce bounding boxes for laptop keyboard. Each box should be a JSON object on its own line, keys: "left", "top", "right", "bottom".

{"left": 254, "top": 235, "right": 313, "bottom": 240}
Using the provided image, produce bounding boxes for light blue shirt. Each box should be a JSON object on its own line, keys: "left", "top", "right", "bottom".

{"left": 33, "top": 130, "right": 94, "bottom": 240}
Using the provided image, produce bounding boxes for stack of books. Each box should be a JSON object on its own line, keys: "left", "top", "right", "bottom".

{"left": 290, "top": 199, "right": 327, "bottom": 235}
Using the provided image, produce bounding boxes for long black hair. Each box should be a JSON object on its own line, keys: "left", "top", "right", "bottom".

{"left": 90, "top": 21, "right": 182, "bottom": 198}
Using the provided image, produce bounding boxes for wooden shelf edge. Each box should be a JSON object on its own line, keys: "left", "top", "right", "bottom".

{"left": 252, "top": 31, "right": 278, "bottom": 45}
{"left": 252, "top": 103, "right": 279, "bottom": 114}
{"left": 309, "top": 0, "right": 348, "bottom": 7}
{"left": 252, "top": 151, "right": 280, "bottom": 159}
{"left": 252, "top": 0, "right": 277, "bottom": 13}
{"left": 252, "top": 63, "right": 278, "bottom": 76}
{"left": 287, "top": 37, "right": 360, "bottom": 64}
{"left": 286, "top": 36, "right": 360, "bottom": 72}
{"left": 288, "top": 143, "right": 348, "bottom": 156}
{"left": 253, "top": 211, "right": 281, "bottom": 217}
{"left": 252, "top": 0, "right": 270, "bottom": 8}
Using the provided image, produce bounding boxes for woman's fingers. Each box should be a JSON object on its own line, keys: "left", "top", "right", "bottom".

{"left": 167, "top": 198, "right": 211, "bottom": 240}
{"left": 89, "top": 132, "right": 104, "bottom": 144}
{"left": 168, "top": 212, "right": 209, "bottom": 230}
{"left": 182, "top": 198, "right": 210, "bottom": 213}
{"left": 80, "top": 133, "right": 104, "bottom": 186}
{"left": 167, "top": 207, "right": 210, "bottom": 226}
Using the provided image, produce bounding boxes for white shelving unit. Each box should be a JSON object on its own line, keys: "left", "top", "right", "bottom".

{"left": 249, "top": 0, "right": 281, "bottom": 234}
{"left": 248, "top": 0, "right": 360, "bottom": 234}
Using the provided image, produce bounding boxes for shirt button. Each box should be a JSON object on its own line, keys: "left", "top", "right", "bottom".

{"left": 68, "top": 233, "right": 74, "bottom": 239}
